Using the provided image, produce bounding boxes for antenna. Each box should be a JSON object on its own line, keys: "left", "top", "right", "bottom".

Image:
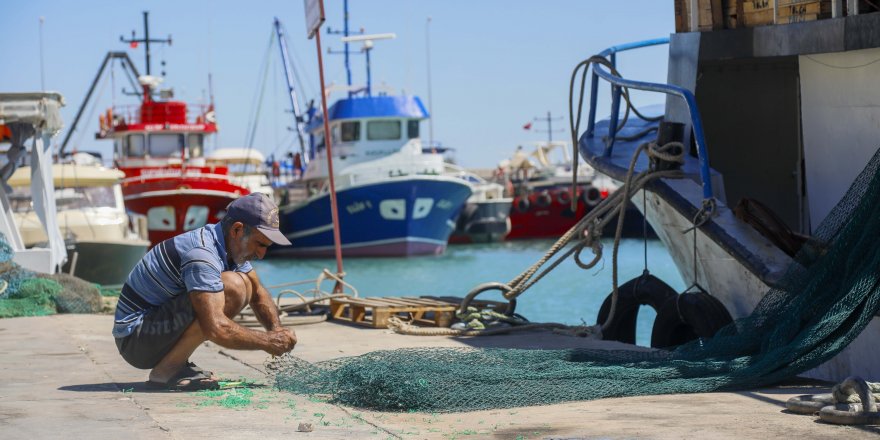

{"left": 39, "top": 17, "right": 46, "bottom": 91}
{"left": 340, "top": 33, "right": 395, "bottom": 96}
{"left": 119, "top": 11, "right": 172, "bottom": 76}
{"left": 532, "top": 111, "right": 565, "bottom": 144}
{"left": 425, "top": 17, "right": 434, "bottom": 150}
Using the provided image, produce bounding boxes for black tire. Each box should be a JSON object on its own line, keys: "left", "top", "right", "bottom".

{"left": 650, "top": 288, "right": 734, "bottom": 349}
{"left": 514, "top": 197, "right": 530, "bottom": 213}
{"left": 596, "top": 273, "right": 678, "bottom": 344}
{"left": 557, "top": 189, "right": 572, "bottom": 205}
{"left": 535, "top": 190, "right": 552, "bottom": 208}
{"left": 582, "top": 185, "right": 602, "bottom": 207}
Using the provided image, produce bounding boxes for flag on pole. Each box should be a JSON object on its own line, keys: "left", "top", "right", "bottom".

{"left": 522, "top": 122, "right": 532, "bottom": 130}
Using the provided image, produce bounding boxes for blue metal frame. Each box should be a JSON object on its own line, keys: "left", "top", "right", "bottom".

{"left": 584, "top": 38, "right": 714, "bottom": 200}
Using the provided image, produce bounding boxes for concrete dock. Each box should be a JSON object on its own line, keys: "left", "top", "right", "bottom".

{"left": 2, "top": 314, "right": 878, "bottom": 439}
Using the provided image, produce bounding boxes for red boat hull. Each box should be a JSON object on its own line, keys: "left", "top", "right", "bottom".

{"left": 120, "top": 167, "right": 249, "bottom": 245}
{"left": 506, "top": 184, "right": 605, "bottom": 240}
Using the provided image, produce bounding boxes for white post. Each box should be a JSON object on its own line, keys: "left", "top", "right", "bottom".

{"left": 689, "top": 0, "right": 699, "bottom": 31}
{"left": 30, "top": 129, "right": 67, "bottom": 272}
{"left": 847, "top": 0, "right": 859, "bottom": 15}
{"left": 831, "top": 0, "right": 843, "bottom": 17}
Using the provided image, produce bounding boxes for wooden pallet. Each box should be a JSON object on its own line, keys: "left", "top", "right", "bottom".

{"left": 329, "top": 296, "right": 458, "bottom": 328}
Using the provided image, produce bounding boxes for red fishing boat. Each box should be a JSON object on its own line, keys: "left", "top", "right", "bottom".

{"left": 502, "top": 142, "right": 613, "bottom": 239}
{"left": 84, "top": 13, "right": 249, "bottom": 245}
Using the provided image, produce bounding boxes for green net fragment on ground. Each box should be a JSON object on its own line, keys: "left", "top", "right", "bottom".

{"left": 268, "top": 149, "right": 880, "bottom": 412}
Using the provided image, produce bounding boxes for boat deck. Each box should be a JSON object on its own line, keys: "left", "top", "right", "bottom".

{"left": 2, "top": 314, "right": 876, "bottom": 439}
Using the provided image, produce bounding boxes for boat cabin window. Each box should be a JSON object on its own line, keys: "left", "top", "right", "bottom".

{"left": 183, "top": 205, "right": 209, "bottom": 231}
{"left": 10, "top": 186, "right": 117, "bottom": 212}
{"left": 147, "top": 206, "right": 176, "bottom": 231}
{"left": 341, "top": 121, "right": 361, "bottom": 142}
{"left": 187, "top": 134, "right": 204, "bottom": 158}
{"left": 149, "top": 133, "right": 185, "bottom": 157}
{"left": 126, "top": 134, "right": 146, "bottom": 157}
{"left": 367, "top": 120, "right": 401, "bottom": 141}
{"left": 330, "top": 125, "right": 341, "bottom": 145}
{"left": 407, "top": 120, "right": 419, "bottom": 139}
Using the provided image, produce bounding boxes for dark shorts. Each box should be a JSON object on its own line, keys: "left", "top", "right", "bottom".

{"left": 115, "top": 290, "right": 196, "bottom": 369}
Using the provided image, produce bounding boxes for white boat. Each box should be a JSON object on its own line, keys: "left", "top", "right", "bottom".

{"left": 7, "top": 161, "right": 150, "bottom": 285}
{"left": 445, "top": 162, "right": 512, "bottom": 244}
{"left": 578, "top": 13, "right": 880, "bottom": 382}
{"left": 206, "top": 148, "right": 275, "bottom": 200}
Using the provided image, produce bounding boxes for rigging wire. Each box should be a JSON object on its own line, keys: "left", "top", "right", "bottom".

{"left": 244, "top": 29, "right": 276, "bottom": 149}
{"left": 281, "top": 21, "right": 317, "bottom": 102}
{"left": 71, "top": 67, "right": 111, "bottom": 153}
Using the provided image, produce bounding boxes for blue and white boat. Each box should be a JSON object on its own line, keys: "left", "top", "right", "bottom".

{"left": 273, "top": 11, "right": 471, "bottom": 257}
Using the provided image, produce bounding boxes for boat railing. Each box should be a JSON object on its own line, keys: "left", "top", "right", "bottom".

{"left": 103, "top": 103, "right": 215, "bottom": 128}
{"left": 584, "top": 37, "right": 714, "bottom": 200}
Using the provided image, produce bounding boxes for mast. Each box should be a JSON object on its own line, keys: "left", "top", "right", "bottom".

{"left": 532, "top": 111, "right": 564, "bottom": 144}
{"left": 119, "top": 11, "right": 172, "bottom": 78}
{"left": 274, "top": 18, "right": 310, "bottom": 165}
{"left": 326, "top": 0, "right": 361, "bottom": 98}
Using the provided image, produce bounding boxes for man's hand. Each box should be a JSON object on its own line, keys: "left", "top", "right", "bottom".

{"left": 266, "top": 327, "right": 297, "bottom": 356}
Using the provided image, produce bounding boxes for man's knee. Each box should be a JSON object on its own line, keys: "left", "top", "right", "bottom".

{"left": 220, "top": 272, "right": 252, "bottom": 315}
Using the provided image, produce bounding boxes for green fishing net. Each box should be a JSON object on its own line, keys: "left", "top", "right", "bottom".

{"left": 268, "top": 148, "right": 880, "bottom": 412}
{"left": 0, "top": 233, "right": 104, "bottom": 317}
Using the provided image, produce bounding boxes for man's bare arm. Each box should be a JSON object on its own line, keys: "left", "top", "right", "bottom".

{"left": 245, "top": 270, "right": 284, "bottom": 331}
{"left": 190, "top": 290, "right": 295, "bottom": 355}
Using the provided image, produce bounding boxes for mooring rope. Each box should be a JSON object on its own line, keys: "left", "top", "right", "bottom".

{"left": 385, "top": 316, "right": 587, "bottom": 337}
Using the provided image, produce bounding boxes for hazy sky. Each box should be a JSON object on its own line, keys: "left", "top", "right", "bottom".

{"left": 1, "top": 1, "right": 673, "bottom": 168}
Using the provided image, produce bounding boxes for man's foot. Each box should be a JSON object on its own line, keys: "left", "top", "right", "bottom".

{"left": 186, "top": 361, "right": 218, "bottom": 381}
{"left": 147, "top": 364, "right": 218, "bottom": 391}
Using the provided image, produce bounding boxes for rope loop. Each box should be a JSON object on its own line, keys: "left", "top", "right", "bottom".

{"left": 458, "top": 282, "right": 516, "bottom": 316}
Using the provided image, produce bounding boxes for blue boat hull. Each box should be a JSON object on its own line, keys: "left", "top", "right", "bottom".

{"left": 275, "top": 177, "right": 472, "bottom": 257}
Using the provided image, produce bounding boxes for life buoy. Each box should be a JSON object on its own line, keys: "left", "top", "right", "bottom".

{"left": 581, "top": 185, "right": 602, "bottom": 207}
{"left": 596, "top": 273, "right": 678, "bottom": 344}
{"left": 514, "top": 197, "right": 530, "bottom": 213}
{"left": 650, "top": 287, "right": 734, "bottom": 349}
{"left": 535, "top": 191, "right": 552, "bottom": 208}
{"left": 556, "top": 189, "right": 572, "bottom": 205}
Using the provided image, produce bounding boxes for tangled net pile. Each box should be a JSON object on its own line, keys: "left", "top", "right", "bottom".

{"left": 0, "top": 233, "right": 105, "bottom": 317}
{"left": 268, "top": 149, "right": 880, "bottom": 412}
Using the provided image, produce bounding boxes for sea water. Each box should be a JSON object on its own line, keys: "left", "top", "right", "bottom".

{"left": 253, "top": 238, "right": 685, "bottom": 347}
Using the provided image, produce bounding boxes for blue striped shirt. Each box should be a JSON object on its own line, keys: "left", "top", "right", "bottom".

{"left": 113, "top": 223, "right": 253, "bottom": 338}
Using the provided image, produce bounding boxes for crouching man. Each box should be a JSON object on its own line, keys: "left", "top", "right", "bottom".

{"left": 112, "top": 193, "right": 297, "bottom": 390}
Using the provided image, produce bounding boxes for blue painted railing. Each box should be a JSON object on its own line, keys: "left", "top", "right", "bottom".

{"left": 584, "top": 38, "right": 714, "bottom": 200}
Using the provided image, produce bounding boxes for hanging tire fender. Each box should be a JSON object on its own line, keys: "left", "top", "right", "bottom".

{"left": 650, "top": 288, "right": 734, "bottom": 349}
{"left": 534, "top": 190, "right": 552, "bottom": 208}
{"left": 556, "top": 189, "right": 572, "bottom": 205}
{"left": 596, "top": 273, "right": 678, "bottom": 344}
{"left": 581, "top": 185, "right": 602, "bottom": 207}
{"left": 514, "top": 196, "right": 530, "bottom": 213}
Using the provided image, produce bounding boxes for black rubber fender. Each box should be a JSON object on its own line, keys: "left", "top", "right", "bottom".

{"left": 514, "top": 196, "right": 530, "bottom": 213}
{"left": 596, "top": 273, "right": 678, "bottom": 344}
{"left": 556, "top": 189, "right": 572, "bottom": 205}
{"left": 534, "top": 190, "right": 552, "bottom": 208}
{"left": 581, "top": 185, "right": 602, "bottom": 207}
{"left": 650, "top": 288, "right": 734, "bottom": 349}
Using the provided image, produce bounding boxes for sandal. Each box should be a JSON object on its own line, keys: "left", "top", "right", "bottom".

{"left": 147, "top": 364, "right": 219, "bottom": 391}
{"left": 186, "top": 361, "right": 215, "bottom": 379}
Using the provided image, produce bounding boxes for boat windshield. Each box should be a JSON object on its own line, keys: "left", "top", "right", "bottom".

{"left": 9, "top": 186, "right": 118, "bottom": 213}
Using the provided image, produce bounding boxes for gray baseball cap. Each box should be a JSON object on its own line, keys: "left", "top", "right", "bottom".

{"left": 225, "top": 193, "right": 292, "bottom": 246}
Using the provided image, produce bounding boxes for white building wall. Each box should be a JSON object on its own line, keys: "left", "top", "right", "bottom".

{"left": 799, "top": 47, "right": 880, "bottom": 231}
